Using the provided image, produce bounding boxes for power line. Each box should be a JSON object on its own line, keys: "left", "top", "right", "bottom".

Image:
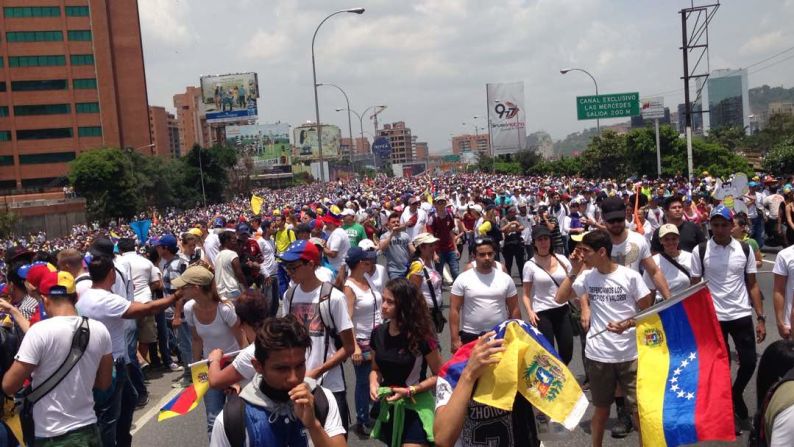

{"left": 749, "top": 52, "right": 794, "bottom": 74}
{"left": 744, "top": 45, "right": 794, "bottom": 69}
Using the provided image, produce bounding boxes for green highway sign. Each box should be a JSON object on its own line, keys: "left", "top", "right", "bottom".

{"left": 576, "top": 92, "right": 640, "bottom": 120}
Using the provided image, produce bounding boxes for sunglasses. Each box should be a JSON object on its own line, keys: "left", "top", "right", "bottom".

{"left": 284, "top": 261, "right": 308, "bottom": 273}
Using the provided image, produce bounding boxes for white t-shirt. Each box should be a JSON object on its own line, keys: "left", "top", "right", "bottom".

{"left": 258, "top": 237, "right": 277, "bottom": 277}
{"left": 214, "top": 249, "right": 241, "bottom": 299}
{"left": 184, "top": 301, "right": 240, "bottom": 358}
{"left": 408, "top": 259, "right": 443, "bottom": 309}
{"left": 76, "top": 288, "right": 131, "bottom": 361}
{"left": 209, "top": 378, "right": 345, "bottom": 447}
{"left": 522, "top": 256, "right": 572, "bottom": 312}
{"left": 344, "top": 279, "right": 382, "bottom": 340}
{"left": 770, "top": 403, "right": 794, "bottom": 447}
{"left": 401, "top": 207, "right": 428, "bottom": 241}
{"left": 773, "top": 245, "right": 794, "bottom": 330}
{"left": 451, "top": 268, "right": 517, "bottom": 334}
{"left": 366, "top": 264, "right": 387, "bottom": 295}
{"left": 232, "top": 344, "right": 256, "bottom": 381}
{"left": 279, "top": 283, "right": 353, "bottom": 392}
{"left": 121, "top": 252, "right": 158, "bottom": 303}
{"left": 572, "top": 265, "right": 650, "bottom": 363}
{"left": 690, "top": 239, "right": 756, "bottom": 322}
{"left": 611, "top": 230, "right": 651, "bottom": 272}
{"left": 15, "top": 316, "right": 112, "bottom": 438}
{"left": 204, "top": 231, "right": 221, "bottom": 267}
{"left": 643, "top": 252, "right": 693, "bottom": 295}
{"left": 434, "top": 375, "right": 516, "bottom": 447}
{"left": 326, "top": 227, "right": 351, "bottom": 272}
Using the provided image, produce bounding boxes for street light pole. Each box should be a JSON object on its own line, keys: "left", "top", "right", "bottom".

{"left": 336, "top": 107, "right": 364, "bottom": 157}
{"left": 311, "top": 7, "right": 365, "bottom": 182}
{"left": 560, "top": 67, "right": 600, "bottom": 134}
{"left": 318, "top": 83, "right": 354, "bottom": 167}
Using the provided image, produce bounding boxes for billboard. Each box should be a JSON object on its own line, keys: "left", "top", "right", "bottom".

{"left": 199, "top": 73, "right": 259, "bottom": 123}
{"left": 641, "top": 97, "right": 665, "bottom": 120}
{"left": 486, "top": 82, "right": 527, "bottom": 156}
{"left": 293, "top": 124, "right": 341, "bottom": 161}
{"left": 225, "top": 123, "right": 290, "bottom": 167}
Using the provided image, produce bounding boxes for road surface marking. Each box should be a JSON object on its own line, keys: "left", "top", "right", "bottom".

{"left": 131, "top": 387, "right": 182, "bottom": 435}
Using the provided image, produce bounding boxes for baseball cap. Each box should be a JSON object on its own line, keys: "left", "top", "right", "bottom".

{"left": 39, "top": 271, "right": 76, "bottom": 297}
{"left": 709, "top": 205, "right": 733, "bottom": 222}
{"left": 358, "top": 239, "right": 377, "bottom": 251}
{"left": 236, "top": 222, "right": 252, "bottom": 235}
{"left": 295, "top": 223, "right": 312, "bottom": 234}
{"left": 213, "top": 217, "right": 226, "bottom": 228}
{"left": 322, "top": 214, "right": 342, "bottom": 226}
{"left": 345, "top": 247, "right": 378, "bottom": 267}
{"left": 408, "top": 196, "right": 419, "bottom": 205}
{"left": 658, "top": 223, "right": 680, "bottom": 238}
{"left": 748, "top": 181, "right": 759, "bottom": 188}
{"left": 413, "top": 232, "right": 440, "bottom": 247}
{"left": 171, "top": 266, "right": 214, "bottom": 289}
{"left": 600, "top": 197, "right": 627, "bottom": 221}
{"left": 277, "top": 240, "right": 321, "bottom": 264}
{"left": 531, "top": 225, "right": 551, "bottom": 239}
{"left": 188, "top": 228, "right": 204, "bottom": 237}
{"left": 156, "top": 234, "right": 178, "bottom": 249}
{"left": 434, "top": 194, "right": 448, "bottom": 202}
{"left": 340, "top": 208, "right": 356, "bottom": 217}
{"left": 4, "top": 246, "right": 33, "bottom": 265}
{"left": 89, "top": 238, "right": 116, "bottom": 258}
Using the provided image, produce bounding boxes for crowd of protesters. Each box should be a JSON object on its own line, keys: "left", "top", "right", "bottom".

{"left": 2, "top": 171, "right": 794, "bottom": 447}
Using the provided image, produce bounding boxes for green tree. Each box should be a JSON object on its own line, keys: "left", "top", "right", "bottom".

{"left": 624, "top": 125, "right": 684, "bottom": 178}
{"left": 181, "top": 145, "right": 238, "bottom": 205}
{"left": 513, "top": 149, "right": 543, "bottom": 173}
{"left": 0, "top": 209, "right": 17, "bottom": 238}
{"left": 69, "top": 148, "right": 141, "bottom": 220}
{"left": 706, "top": 125, "right": 747, "bottom": 152}
{"left": 762, "top": 139, "right": 794, "bottom": 175}
{"left": 579, "top": 130, "right": 628, "bottom": 178}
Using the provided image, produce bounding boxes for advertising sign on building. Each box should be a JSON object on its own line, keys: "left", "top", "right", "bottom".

{"left": 225, "top": 123, "right": 290, "bottom": 166}
{"left": 372, "top": 137, "right": 392, "bottom": 158}
{"left": 486, "top": 81, "right": 527, "bottom": 156}
{"left": 199, "top": 72, "right": 259, "bottom": 123}
{"left": 640, "top": 97, "right": 666, "bottom": 120}
{"left": 293, "top": 124, "right": 341, "bottom": 161}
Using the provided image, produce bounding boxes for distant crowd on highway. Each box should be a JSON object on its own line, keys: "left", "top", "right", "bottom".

{"left": 2, "top": 171, "right": 794, "bottom": 447}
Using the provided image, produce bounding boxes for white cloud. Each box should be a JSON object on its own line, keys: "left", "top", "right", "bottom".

{"left": 242, "top": 29, "right": 289, "bottom": 61}
{"left": 139, "top": 0, "right": 194, "bottom": 47}
{"left": 739, "top": 30, "right": 787, "bottom": 55}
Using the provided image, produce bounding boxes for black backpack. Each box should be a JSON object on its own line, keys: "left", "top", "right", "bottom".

{"left": 285, "top": 282, "right": 343, "bottom": 365}
{"left": 223, "top": 385, "right": 330, "bottom": 447}
{"left": 0, "top": 322, "right": 21, "bottom": 418}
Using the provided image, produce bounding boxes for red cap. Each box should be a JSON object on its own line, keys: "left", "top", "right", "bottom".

{"left": 26, "top": 263, "right": 56, "bottom": 289}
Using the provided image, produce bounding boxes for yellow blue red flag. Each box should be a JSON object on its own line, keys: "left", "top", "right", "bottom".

{"left": 471, "top": 320, "right": 588, "bottom": 430}
{"left": 158, "top": 362, "right": 210, "bottom": 421}
{"left": 636, "top": 283, "right": 735, "bottom": 446}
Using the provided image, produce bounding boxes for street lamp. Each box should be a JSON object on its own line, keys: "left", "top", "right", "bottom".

{"left": 560, "top": 67, "right": 600, "bottom": 134}
{"left": 318, "top": 83, "right": 354, "bottom": 166}
{"left": 312, "top": 7, "right": 365, "bottom": 182}
{"left": 336, "top": 107, "right": 364, "bottom": 160}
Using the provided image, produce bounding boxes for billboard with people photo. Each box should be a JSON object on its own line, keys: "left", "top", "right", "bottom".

{"left": 225, "top": 123, "right": 291, "bottom": 167}
{"left": 199, "top": 72, "right": 259, "bottom": 123}
{"left": 292, "top": 124, "right": 341, "bottom": 161}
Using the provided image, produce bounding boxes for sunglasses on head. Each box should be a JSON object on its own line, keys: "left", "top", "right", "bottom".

{"left": 474, "top": 237, "right": 494, "bottom": 247}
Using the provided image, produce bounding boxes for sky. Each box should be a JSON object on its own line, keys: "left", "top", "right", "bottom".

{"left": 139, "top": 0, "right": 794, "bottom": 153}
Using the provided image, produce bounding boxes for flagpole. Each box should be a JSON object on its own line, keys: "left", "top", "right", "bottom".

{"left": 187, "top": 349, "right": 243, "bottom": 368}
{"left": 587, "top": 281, "right": 708, "bottom": 339}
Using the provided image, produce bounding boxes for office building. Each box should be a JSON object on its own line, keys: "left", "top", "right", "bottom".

{"left": 340, "top": 137, "right": 370, "bottom": 157}
{"left": 451, "top": 134, "right": 490, "bottom": 155}
{"left": 149, "top": 106, "right": 180, "bottom": 158}
{"left": 414, "top": 141, "right": 428, "bottom": 160}
{"left": 677, "top": 102, "right": 704, "bottom": 134}
{"left": 703, "top": 68, "right": 750, "bottom": 133}
{"left": 173, "top": 86, "right": 209, "bottom": 154}
{"left": 0, "top": 1, "right": 151, "bottom": 193}
{"left": 378, "top": 121, "right": 413, "bottom": 164}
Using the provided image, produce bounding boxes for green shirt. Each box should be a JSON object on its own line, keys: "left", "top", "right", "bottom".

{"left": 343, "top": 223, "right": 367, "bottom": 247}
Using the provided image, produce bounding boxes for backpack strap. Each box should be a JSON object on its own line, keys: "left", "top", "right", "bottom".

{"left": 420, "top": 261, "right": 441, "bottom": 313}
{"left": 697, "top": 241, "right": 707, "bottom": 276}
{"left": 26, "top": 317, "right": 90, "bottom": 404}
{"left": 223, "top": 393, "right": 246, "bottom": 447}
{"left": 285, "top": 285, "right": 297, "bottom": 314}
{"left": 312, "top": 384, "right": 330, "bottom": 428}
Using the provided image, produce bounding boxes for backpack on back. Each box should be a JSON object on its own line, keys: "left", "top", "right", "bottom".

{"left": 285, "top": 282, "right": 342, "bottom": 365}
{"left": 223, "top": 384, "right": 330, "bottom": 447}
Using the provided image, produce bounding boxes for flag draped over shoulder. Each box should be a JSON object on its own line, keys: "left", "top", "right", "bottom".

{"left": 636, "top": 283, "right": 735, "bottom": 447}
{"left": 250, "top": 195, "right": 264, "bottom": 215}
{"left": 438, "top": 320, "right": 588, "bottom": 431}
{"left": 158, "top": 362, "right": 210, "bottom": 421}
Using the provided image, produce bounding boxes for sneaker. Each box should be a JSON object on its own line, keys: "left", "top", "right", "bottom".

{"left": 168, "top": 362, "right": 184, "bottom": 372}
{"left": 354, "top": 423, "right": 371, "bottom": 437}
{"left": 171, "top": 377, "right": 191, "bottom": 388}
{"left": 135, "top": 394, "right": 150, "bottom": 409}
{"left": 611, "top": 406, "right": 634, "bottom": 438}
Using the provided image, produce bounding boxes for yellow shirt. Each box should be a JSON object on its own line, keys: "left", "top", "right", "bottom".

{"left": 274, "top": 228, "right": 296, "bottom": 254}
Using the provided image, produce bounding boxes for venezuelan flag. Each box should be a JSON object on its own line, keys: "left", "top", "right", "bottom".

{"left": 637, "top": 284, "right": 735, "bottom": 447}
{"left": 438, "top": 340, "right": 477, "bottom": 389}
{"left": 473, "top": 320, "right": 588, "bottom": 430}
{"left": 158, "top": 362, "right": 210, "bottom": 421}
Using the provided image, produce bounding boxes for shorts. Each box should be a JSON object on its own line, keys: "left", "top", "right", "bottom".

{"left": 586, "top": 359, "right": 638, "bottom": 409}
{"left": 137, "top": 315, "right": 157, "bottom": 344}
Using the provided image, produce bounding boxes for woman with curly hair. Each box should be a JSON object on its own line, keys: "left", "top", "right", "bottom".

{"left": 368, "top": 278, "right": 443, "bottom": 446}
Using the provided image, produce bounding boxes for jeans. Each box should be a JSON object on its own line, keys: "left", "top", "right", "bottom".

{"left": 35, "top": 424, "right": 101, "bottom": 447}
{"left": 176, "top": 324, "right": 193, "bottom": 381}
{"left": 95, "top": 360, "right": 127, "bottom": 447}
{"left": 276, "top": 263, "right": 290, "bottom": 300}
{"left": 353, "top": 360, "right": 372, "bottom": 426}
{"left": 264, "top": 275, "right": 279, "bottom": 317}
{"left": 153, "top": 310, "right": 172, "bottom": 366}
{"left": 0, "top": 421, "right": 17, "bottom": 447}
{"left": 751, "top": 216, "right": 765, "bottom": 249}
{"left": 501, "top": 243, "right": 525, "bottom": 278}
{"left": 435, "top": 249, "right": 460, "bottom": 280}
{"left": 125, "top": 326, "right": 147, "bottom": 401}
{"left": 117, "top": 374, "right": 136, "bottom": 447}
{"left": 720, "top": 316, "right": 757, "bottom": 420}
{"left": 388, "top": 268, "right": 406, "bottom": 280}
{"left": 203, "top": 388, "right": 227, "bottom": 436}
{"left": 332, "top": 391, "right": 350, "bottom": 435}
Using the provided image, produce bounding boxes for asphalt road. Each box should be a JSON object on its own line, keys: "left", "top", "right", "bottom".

{"left": 132, "top": 251, "right": 784, "bottom": 447}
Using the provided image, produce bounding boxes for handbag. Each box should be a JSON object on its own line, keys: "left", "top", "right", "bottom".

{"left": 20, "top": 317, "right": 90, "bottom": 446}
{"left": 422, "top": 264, "right": 446, "bottom": 333}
